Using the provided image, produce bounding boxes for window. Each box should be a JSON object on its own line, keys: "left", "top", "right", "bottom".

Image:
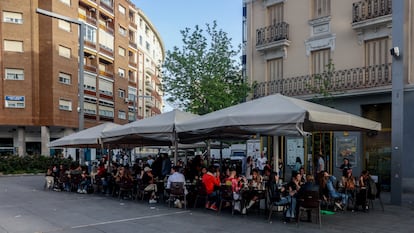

{"left": 118, "top": 5, "right": 126, "bottom": 14}
{"left": 118, "top": 89, "right": 125, "bottom": 98}
{"left": 118, "top": 68, "right": 125, "bottom": 78}
{"left": 268, "top": 3, "right": 284, "bottom": 25}
{"left": 3, "top": 11, "right": 23, "bottom": 24}
{"left": 145, "top": 42, "right": 150, "bottom": 51}
{"left": 311, "top": 48, "right": 331, "bottom": 74}
{"left": 58, "top": 20, "right": 71, "bottom": 32}
{"left": 313, "top": 0, "right": 330, "bottom": 18}
{"left": 59, "top": 99, "right": 72, "bottom": 111}
{"left": 101, "top": 0, "right": 113, "bottom": 7}
{"left": 118, "top": 46, "right": 126, "bottom": 56}
{"left": 98, "top": 78, "right": 113, "bottom": 96}
{"left": 5, "top": 96, "right": 25, "bottom": 108}
{"left": 5, "top": 68, "right": 24, "bottom": 80}
{"left": 84, "top": 102, "right": 97, "bottom": 115}
{"left": 59, "top": 0, "right": 71, "bottom": 6}
{"left": 267, "top": 58, "right": 283, "bottom": 81}
{"left": 4, "top": 40, "right": 23, "bottom": 52}
{"left": 118, "top": 110, "right": 126, "bottom": 119}
{"left": 365, "top": 37, "right": 390, "bottom": 67}
{"left": 58, "top": 45, "right": 71, "bottom": 58}
{"left": 85, "top": 25, "right": 96, "bottom": 43}
{"left": 59, "top": 72, "right": 71, "bottom": 84}
{"left": 139, "top": 35, "right": 143, "bottom": 45}
{"left": 98, "top": 105, "right": 114, "bottom": 118}
{"left": 119, "top": 26, "right": 127, "bottom": 36}
{"left": 84, "top": 73, "right": 96, "bottom": 91}
{"left": 99, "top": 30, "right": 114, "bottom": 51}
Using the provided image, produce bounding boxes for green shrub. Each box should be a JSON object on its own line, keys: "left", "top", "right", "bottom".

{"left": 0, "top": 155, "right": 72, "bottom": 175}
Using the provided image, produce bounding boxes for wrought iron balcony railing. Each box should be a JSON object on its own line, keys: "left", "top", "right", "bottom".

{"left": 253, "top": 63, "right": 391, "bottom": 98}
{"left": 256, "top": 22, "right": 289, "bottom": 46}
{"left": 352, "top": 0, "right": 392, "bottom": 23}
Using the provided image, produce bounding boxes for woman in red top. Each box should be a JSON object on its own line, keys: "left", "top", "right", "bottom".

{"left": 202, "top": 165, "right": 221, "bottom": 211}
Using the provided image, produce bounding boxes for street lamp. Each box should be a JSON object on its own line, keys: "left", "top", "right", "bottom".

{"left": 36, "top": 8, "right": 85, "bottom": 162}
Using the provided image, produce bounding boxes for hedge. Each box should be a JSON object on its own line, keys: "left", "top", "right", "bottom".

{"left": 0, "top": 155, "right": 73, "bottom": 175}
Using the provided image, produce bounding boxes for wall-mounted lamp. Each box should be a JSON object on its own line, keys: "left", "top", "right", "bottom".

{"left": 390, "top": 47, "right": 400, "bottom": 57}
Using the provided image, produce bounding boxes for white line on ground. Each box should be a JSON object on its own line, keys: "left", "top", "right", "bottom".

{"left": 71, "top": 210, "right": 190, "bottom": 229}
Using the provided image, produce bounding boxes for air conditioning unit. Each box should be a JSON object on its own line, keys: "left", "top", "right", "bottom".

{"left": 106, "top": 18, "right": 112, "bottom": 23}
{"left": 89, "top": 8, "right": 96, "bottom": 12}
{"left": 119, "top": 72, "right": 124, "bottom": 77}
{"left": 124, "top": 98, "right": 129, "bottom": 103}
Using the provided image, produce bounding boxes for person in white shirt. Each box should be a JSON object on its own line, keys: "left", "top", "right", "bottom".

{"left": 166, "top": 166, "right": 186, "bottom": 189}
{"left": 166, "top": 166, "right": 187, "bottom": 208}
{"left": 256, "top": 152, "right": 267, "bottom": 175}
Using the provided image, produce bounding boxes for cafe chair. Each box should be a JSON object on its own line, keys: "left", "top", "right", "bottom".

{"left": 168, "top": 182, "right": 186, "bottom": 209}
{"left": 218, "top": 185, "right": 235, "bottom": 215}
{"left": 267, "top": 188, "right": 289, "bottom": 222}
{"left": 193, "top": 182, "right": 208, "bottom": 209}
{"left": 297, "top": 190, "right": 321, "bottom": 228}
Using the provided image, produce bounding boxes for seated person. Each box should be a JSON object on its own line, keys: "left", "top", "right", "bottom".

{"left": 274, "top": 171, "right": 301, "bottom": 221}
{"left": 202, "top": 165, "right": 221, "bottom": 211}
{"left": 78, "top": 171, "right": 91, "bottom": 194}
{"left": 321, "top": 171, "right": 349, "bottom": 210}
{"left": 225, "top": 168, "right": 246, "bottom": 212}
{"left": 166, "top": 166, "right": 187, "bottom": 208}
{"left": 242, "top": 168, "right": 264, "bottom": 214}
{"left": 142, "top": 166, "right": 158, "bottom": 204}
{"left": 45, "top": 167, "right": 55, "bottom": 190}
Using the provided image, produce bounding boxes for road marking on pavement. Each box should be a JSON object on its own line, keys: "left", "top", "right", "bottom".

{"left": 71, "top": 211, "right": 190, "bottom": 229}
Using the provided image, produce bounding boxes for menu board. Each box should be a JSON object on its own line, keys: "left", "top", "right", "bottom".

{"left": 286, "top": 137, "right": 304, "bottom": 166}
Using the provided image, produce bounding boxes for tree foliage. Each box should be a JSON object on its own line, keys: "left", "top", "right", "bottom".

{"left": 162, "top": 21, "right": 250, "bottom": 115}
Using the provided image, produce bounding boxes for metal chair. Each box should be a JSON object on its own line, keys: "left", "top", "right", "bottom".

{"left": 297, "top": 190, "right": 321, "bottom": 228}
{"left": 267, "top": 187, "right": 289, "bottom": 222}
{"left": 168, "top": 182, "right": 186, "bottom": 209}
{"left": 218, "top": 185, "right": 235, "bottom": 215}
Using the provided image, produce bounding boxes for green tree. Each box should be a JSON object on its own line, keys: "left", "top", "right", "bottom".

{"left": 162, "top": 21, "right": 250, "bottom": 115}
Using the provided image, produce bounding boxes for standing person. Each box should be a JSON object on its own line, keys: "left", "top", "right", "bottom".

{"left": 294, "top": 157, "right": 302, "bottom": 172}
{"left": 316, "top": 154, "right": 325, "bottom": 174}
{"left": 245, "top": 156, "right": 254, "bottom": 179}
{"left": 146, "top": 155, "right": 154, "bottom": 167}
{"left": 339, "top": 158, "right": 352, "bottom": 177}
{"left": 161, "top": 153, "right": 172, "bottom": 179}
{"left": 256, "top": 151, "right": 267, "bottom": 175}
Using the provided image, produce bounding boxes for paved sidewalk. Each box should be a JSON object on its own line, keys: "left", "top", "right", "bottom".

{"left": 0, "top": 175, "right": 413, "bottom": 233}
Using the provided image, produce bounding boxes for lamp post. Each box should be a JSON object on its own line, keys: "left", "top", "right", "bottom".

{"left": 36, "top": 8, "right": 85, "bottom": 162}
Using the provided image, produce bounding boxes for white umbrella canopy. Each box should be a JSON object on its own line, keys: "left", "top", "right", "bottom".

{"left": 101, "top": 109, "right": 199, "bottom": 146}
{"left": 48, "top": 122, "right": 121, "bottom": 148}
{"left": 176, "top": 94, "right": 381, "bottom": 143}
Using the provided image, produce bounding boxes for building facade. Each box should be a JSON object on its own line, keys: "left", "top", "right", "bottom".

{"left": 243, "top": 0, "right": 414, "bottom": 192}
{"left": 0, "top": 0, "right": 164, "bottom": 156}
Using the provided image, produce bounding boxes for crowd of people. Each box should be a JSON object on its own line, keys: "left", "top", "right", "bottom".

{"left": 44, "top": 153, "right": 380, "bottom": 222}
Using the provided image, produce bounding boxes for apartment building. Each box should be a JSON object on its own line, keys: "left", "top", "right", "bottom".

{"left": 0, "top": 0, "right": 164, "bottom": 156}
{"left": 243, "top": 0, "right": 414, "bottom": 191}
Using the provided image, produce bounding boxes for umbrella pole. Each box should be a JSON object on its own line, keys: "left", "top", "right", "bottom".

{"left": 173, "top": 132, "right": 178, "bottom": 165}
{"left": 219, "top": 141, "right": 223, "bottom": 172}
{"left": 273, "top": 136, "right": 279, "bottom": 173}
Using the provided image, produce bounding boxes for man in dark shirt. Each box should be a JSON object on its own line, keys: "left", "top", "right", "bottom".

{"left": 339, "top": 158, "right": 352, "bottom": 177}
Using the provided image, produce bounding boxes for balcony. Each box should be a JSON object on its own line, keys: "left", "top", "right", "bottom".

{"left": 129, "top": 41, "right": 137, "bottom": 50}
{"left": 145, "top": 81, "right": 153, "bottom": 91}
{"left": 253, "top": 63, "right": 391, "bottom": 98}
{"left": 352, "top": 0, "right": 392, "bottom": 27}
{"left": 99, "top": 70, "right": 114, "bottom": 79}
{"left": 86, "top": 15, "right": 97, "bottom": 25}
{"left": 84, "top": 64, "right": 97, "bottom": 73}
{"left": 256, "top": 22, "right": 290, "bottom": 52}
{"left": 99, "top": 44, "right": 114, "bottom": 57}
{"left": 84, "top": 40, "right": 96, "bottom": 49}
{"left": 100, "top": 1, "right": 114, "bottom": 14}
{"left": 129, "top": 59, "right": 137, "bottom": 67}
{"left": 145, "top": 99, "right": 153, "bottom": 108}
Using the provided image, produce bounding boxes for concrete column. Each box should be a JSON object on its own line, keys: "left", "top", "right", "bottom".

{"left": 41, "top": 126, "right": 50, "bottom": 156}
{"left": 16, "top": 127, "right": 25, "bottom": 157}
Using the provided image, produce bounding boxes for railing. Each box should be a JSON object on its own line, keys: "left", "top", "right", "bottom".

{"left": 129, "top": 41, "right": 137, "bottom": 49}
{"left": 84, "top": 64, "right": 97, "bottom": 73}
{"left": 99, "top": 70, "right": 114, "bottom": 79}
{"left": 352, "top": 0, "right": 392, "bottom": 23}
{"left": 100, "top": 1, "right": 114, "bottom": 14}
{"left": 86, "top": 15, "right": 97, "bottom": 25}
{"left": 256, "top": 22, "right": 289, "bottom": 46}
{"left": 99, "top": 44, "right": 114, "bottom": 56}
{"left": 253, "top": 63, "right": 392, "bottom": 98}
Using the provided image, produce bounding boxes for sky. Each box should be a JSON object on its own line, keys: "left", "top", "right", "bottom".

{"left": 132, "top": 0, "right": 244, "bottom": 111}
